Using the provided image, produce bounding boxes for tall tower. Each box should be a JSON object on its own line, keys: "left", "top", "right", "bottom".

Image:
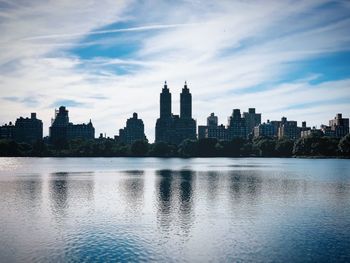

{"left": 180, "top": 81, "right": 192, "bottom": 119}
{"left": 160, "top": 81, "right": 171, "bottom": 118}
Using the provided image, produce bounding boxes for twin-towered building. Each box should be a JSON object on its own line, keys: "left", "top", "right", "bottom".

{"left": 155, "top": 81, "right": 196, "bottom": 145}
{"left": 1, "top": 82, "right": 349, "bottom": 144}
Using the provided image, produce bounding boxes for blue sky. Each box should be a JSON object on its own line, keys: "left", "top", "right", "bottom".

{"left": 0, "top": 0, "right": 349, "bottom": 141}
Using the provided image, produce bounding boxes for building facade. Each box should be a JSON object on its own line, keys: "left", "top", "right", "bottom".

{"left": 243, "top": 108, "right": 261, "bottom": 137}
{"left": 277, "top": 117, "right": 300, "bottom": 140}
{"left": 119, "top": 113, "right": 147, "bottom": 144}
{"left": 254, "top": 120, "right": 275, "bottom": 138}
{"left": 14, "top": 113, "right": 43, "bottom": 143}
{"left": 227, "top": 109, "right": 246, "bottom": 139}
{"left": 155, "top": 82, "right": 196, "bottom": 145}
{"left": 0, "top": 122, "right": 15, "bottom": 139}
{"left": 49, "top": 106, "right": 94, "bottom": 143}
{"left": 328, "top": 113, "right": 349, "bottom": 138}
{"left": 301, "top": 127, "right": 323, "bottom": 138}
{"left": 198, "top": 113, "right": 227, "bottom": 140}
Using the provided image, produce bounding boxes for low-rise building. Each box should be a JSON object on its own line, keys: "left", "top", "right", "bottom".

{"left": 0, "top": 122, "right": 15, "bottom": 139}
{"left": 301, "top": 127, "right": 323, "bottom": 138}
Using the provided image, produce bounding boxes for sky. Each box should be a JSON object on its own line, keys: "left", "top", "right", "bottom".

{"left": 0, "top": 0, "right": 350, "bottom": 141}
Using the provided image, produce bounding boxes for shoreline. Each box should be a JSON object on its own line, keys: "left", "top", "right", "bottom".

{"left": 0, "top": 155, "right": 349, "bottom": 159}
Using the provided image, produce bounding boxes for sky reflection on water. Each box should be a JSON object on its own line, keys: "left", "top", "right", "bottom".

{"left": 0, "top": 158, "right": 349, "bottom": 262}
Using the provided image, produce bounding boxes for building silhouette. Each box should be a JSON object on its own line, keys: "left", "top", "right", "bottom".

{"left": 14, "top": 113, "right": 43, "bottom": 143}
{"left": 0, "top": 114, "right": 42, "bottom": 143}
{"left": 49, "top": 106, "right": 94, "bottom": 144}
{"left": 254, "top": 120, "right": 275, "bottom": 138}
{"left": 243, "top": 108, "right": 261, "bottom": 137}
{"left": 199, "top": 108, "right": 261, "bottom": 140}
{"left": 155, "top": 81, "right": 196, "bottom": 145}
{"left": 198, "top": 113, "right": 227, "bottom": 140}
{"left": 328, "top": 113, "right": 349, "bottom": 138}
{"left": 301, "top": 127, "right": 323, "bottom": 138}
{"left": 276, "top": 117, "right": 300, "bottom": 140}
{"left": 227, "top": 109, "right": 247, "bottom": 139}
{"left": 119, "top": 112, "right": 147, "bottom": 144}
{"left": 0, "top": 122, "right": 15, "bottom": 139}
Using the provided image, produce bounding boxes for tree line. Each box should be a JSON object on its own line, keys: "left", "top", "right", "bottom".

{"left": 0, "top": 133, "right": 349, "bottom": 158}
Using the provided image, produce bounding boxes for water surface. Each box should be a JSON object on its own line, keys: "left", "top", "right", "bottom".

{"left": 0, "top": 158, "right": 349, "bottom": 262}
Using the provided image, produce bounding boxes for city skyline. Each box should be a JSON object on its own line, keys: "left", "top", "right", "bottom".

{"left": 1, "top": 81, "right": 349, "bottom": 143}
{"left": 1, "top": 1, "right": 350, "bottom": 141}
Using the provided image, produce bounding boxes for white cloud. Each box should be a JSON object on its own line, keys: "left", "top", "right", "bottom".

{"left": 0, "top": 0, "right": 350, "bottom": 141}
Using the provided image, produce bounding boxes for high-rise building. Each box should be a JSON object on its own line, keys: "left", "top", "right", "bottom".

{"left": 328, "top": 113, "right": 349, "bottom": 138}
{"left": 227, "top": 109, "right": 246, "bottom": 139}
{"left": 50, "top": 106, "right": 94, "bottom": 143}
{"left": 277, "top": 117, "right": 300, "bottom": 140}
{"left": 198, "top": 113, "right": 227, "bottom": 140}
{"left": 160, "top": 81, "right": 172, "bottom": 119}
{"left": 254, "top": 120, "right": 275, "bottom": 138}
{"left": 155, "top": 81, "right": 196, "bottom": 145}
{"left": 14, "top": 113, "right": 43, "bottom": 143}
{"left": 180, "top": 81, "right": 192, "bottom": 119}
{"left": 119, "top": 113, "right": 147, "bottom": 144}
{"left": 207, "top": 113, "right": 218, "bottom": 127}
{"left": 243, "top": 108, "right": 261, "bottom": 137}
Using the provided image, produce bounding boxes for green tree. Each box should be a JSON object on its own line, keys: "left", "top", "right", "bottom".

{"left": 254, "top": 137, "right": 276, "bottom": 157}
{"left": 275, "top": 138, "right": 294, "bottom": 157}
{"left": 130, "top": 140, "right": 149, "bottom": 156}
{"left": 197, "top": 138, "right": 218, "bottom": 157}
{"left": 221, "top": 137, "right": 245, "bottom": 157}
{"left": 178, "top": 139, "right": 198, "bottom": 157}
{"left": 339, "top": 134, "right": 350, "bottom": 157}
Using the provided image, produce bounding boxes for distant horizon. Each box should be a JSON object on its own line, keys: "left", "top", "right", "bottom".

{"left": 1, "top": 1, "right": 350, "bottom": 141}
{"left": 1, "top": 82, "right": 348, "bottom": 141}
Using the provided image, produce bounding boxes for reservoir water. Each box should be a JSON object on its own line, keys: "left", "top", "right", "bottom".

{"left": 0, "top": 158, "right": 349, "bottom": 262}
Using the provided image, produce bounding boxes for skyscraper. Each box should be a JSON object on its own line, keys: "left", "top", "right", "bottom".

{"left": 160, "top": 81, "right": 171, "bottom": 119}
{"left": 227, "top": 109, "right": 246, "bottom": 139}
{"left": 155, "top": 81, "right": 196, "bottom": 144}
{"left": 243, "top": 108, "right": 261, "bottom": 137}
{"left": 180, "top": 81, "right": 192, "bottom": 119}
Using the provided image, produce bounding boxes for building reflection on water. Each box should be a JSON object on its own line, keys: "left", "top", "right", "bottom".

{"left": 156, "top": 170, "right": 195, "bottom": 237}
{"left": 119, "top": 170, "right": 145, "bottom": 214}
{"left": 49, "top": 172, "right": 94, "bottom": 220}
{"left": 1, "top": 158, "right": 350, "bottom": 262}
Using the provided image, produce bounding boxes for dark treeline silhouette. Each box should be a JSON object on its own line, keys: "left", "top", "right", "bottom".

{"left": 0, "top": 133, "right": 349, "bottom": 158}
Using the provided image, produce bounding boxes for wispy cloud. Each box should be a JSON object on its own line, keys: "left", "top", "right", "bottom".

{"left": 2, "top": 96, "right": 39, "bottom": 107}
{"left": 22, "top": 23, "right": 200, "bottom": 41}
{"left": 50, "top": 99, "right": 88, "bottom": 108}
{"left": 0, "top": 0, "right": 349, "bottom": 140}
